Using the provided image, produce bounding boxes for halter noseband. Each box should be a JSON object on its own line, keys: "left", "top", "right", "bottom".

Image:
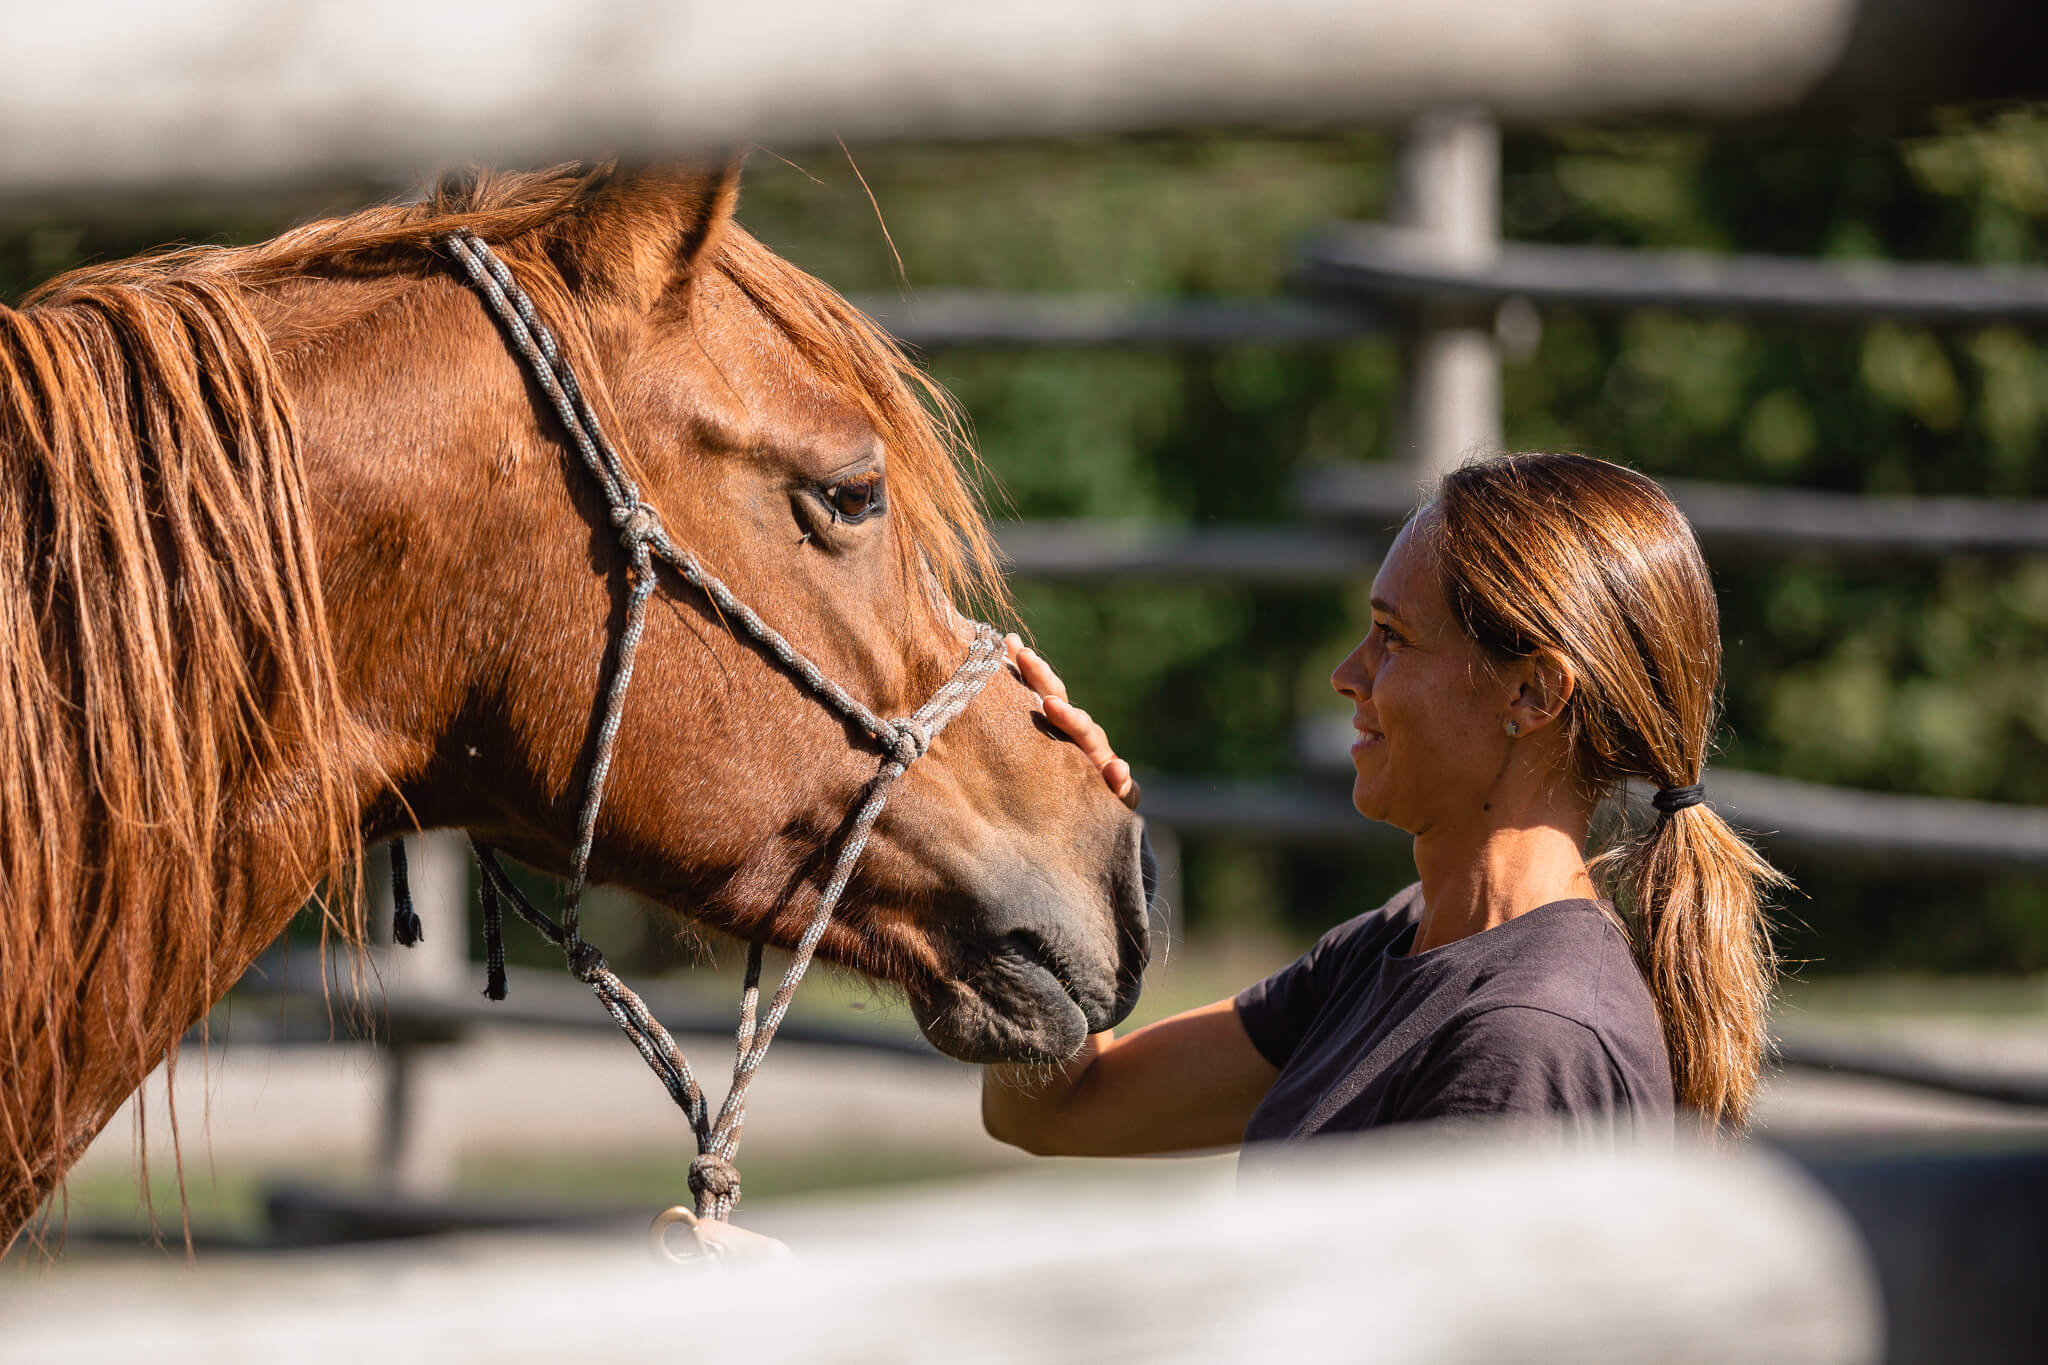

{"left": 386, "top": 229, "right": 1004, "bottom": 1222}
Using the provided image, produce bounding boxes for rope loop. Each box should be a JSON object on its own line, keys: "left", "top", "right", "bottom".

{"left": 612, "top": 501, "right": 663, "bottom": 550}
{"left": 885, "top": 717, "right": 932, "bottom": 767}
{"left": 687, "top": 1154, "right": 741, "bottom": 1201}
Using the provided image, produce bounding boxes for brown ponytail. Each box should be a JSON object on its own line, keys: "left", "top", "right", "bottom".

{"left": 1432, "top": 453, "right": 1790, "bottom": 1130}
{"left": 1595, "top": 802, "right": 1787, "bottom": 1128}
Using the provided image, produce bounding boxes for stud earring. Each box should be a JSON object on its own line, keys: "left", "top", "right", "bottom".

{"left": 1505, "top": 720, "right": 1520, "bottom": 737}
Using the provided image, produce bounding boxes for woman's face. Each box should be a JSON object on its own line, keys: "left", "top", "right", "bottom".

{"left": 1331, "top": 514, "right": 1511, "bottom": 835}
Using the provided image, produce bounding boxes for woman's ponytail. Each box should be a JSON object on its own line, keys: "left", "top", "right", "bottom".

{"left": 1598, "top": 801, "right": 1788, "bottom": 1129}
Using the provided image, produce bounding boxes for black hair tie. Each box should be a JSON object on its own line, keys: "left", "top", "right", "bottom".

{"left": 1652, "top": 783, "right": 1706, "bottom": 815}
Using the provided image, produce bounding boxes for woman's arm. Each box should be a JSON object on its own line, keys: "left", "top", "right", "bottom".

{"left": 981, "top": 1000, "right": 1279, "bottom": 1155}
{"left": 984, "top": 638, "right": 1280, "bottom": 1155}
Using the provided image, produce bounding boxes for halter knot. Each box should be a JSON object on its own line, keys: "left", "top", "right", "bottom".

{"left": 688, "top": 1154, "right": 741, "bottom": 1201}
{"left": 612, "top": 501, "right": 662, "bottom": 550}
{"left": 886, "top": 718, "right": 931, "bottom": 767}
{"left": 567, "top": 939, "right": 609, "bottom": 982}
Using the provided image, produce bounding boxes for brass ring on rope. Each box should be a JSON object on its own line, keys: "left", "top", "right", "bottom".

{"left": 649, "top": 1203, "right": 719, "bottom": 1264}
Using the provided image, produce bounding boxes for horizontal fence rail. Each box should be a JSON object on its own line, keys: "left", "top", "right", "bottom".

{"left": 1152, "top": 763, "right": 2048, "bottom": 875}
{"left": 1301, "top": 221, "right": 2048, "bottom": 329}
{"left": 216, "top": 859, "right": 2048, "bottom": 1114}
{"left": 1295, "top": 461, "right": 2048, "bottom": 557}
{"left": 1142, "top": 774, "right": 1406, "bottom": 847}
{"left": 1770, "top": 1026, "right": 2048, "bottom": 1110}
{"left": 221, "top": 951, "right": 944, "bottom": 1060}
{"left": 995, "top": 520, "right": 1378, "bottom": 583}
{"left": 9, "top": 0, "right": 2043, "bottom": 196}
{"left": 211, "top": 920, "right": 2048, "bottom": 1116}
{"left": 1288, "top": 712, "right": 2048, "bottom": 872}
{"left": 851, "top": 289, "right": 1382, "bottom": 349}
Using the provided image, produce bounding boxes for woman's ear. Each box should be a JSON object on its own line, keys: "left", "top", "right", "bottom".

{"left": 1505, "top": 650, "right": 1576, "bottom": 736}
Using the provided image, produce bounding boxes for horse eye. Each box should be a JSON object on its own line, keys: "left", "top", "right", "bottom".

{"left": 825, "top": 473, "right": 885, "bottom": 523}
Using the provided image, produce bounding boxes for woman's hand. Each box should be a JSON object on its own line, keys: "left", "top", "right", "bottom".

{"left": 1004, "top": 633, "right": 1139, "bottom": 809}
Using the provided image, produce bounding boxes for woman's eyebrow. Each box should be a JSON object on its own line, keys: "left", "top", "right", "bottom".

{"left": 1369, "top": 595, "right": 1405, "bottom": 621}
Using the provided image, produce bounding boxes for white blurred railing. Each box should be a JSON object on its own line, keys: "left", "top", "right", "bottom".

{"left": 9, "top": 0, "right": 2032, "bottom": 197}
{"left": 12, "top": 1136, "right": 1886, "bottom": 1365}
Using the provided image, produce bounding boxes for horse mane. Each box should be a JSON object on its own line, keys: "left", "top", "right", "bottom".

{"left": 0, "top": 251, "right": 354, "bottom": 1215}
{"left": 0, "top": 164, "right": 1006, "bottom": 1230}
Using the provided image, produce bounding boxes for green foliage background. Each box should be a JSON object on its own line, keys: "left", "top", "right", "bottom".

{"left": 8, "top": 112, "right": 2046, "bottom": 973}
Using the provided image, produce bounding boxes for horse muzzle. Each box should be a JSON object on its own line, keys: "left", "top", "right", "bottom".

{"left": 910, "top": 813, "right": 1152, "bottom": 1065}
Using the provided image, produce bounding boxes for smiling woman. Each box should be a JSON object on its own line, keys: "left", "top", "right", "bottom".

{"left": 986, "top": 452, "right": 1789, "bottom": 1156}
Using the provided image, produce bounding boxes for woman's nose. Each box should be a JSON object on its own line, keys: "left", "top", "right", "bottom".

{"left": 1331, "top": 639, "right": 1371, "bottom": 700}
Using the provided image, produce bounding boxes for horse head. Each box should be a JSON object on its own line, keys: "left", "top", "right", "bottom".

{"left": 270, "top": 166, "right": 1150, "bottom": 1064}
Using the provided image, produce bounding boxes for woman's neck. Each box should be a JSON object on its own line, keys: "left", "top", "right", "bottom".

{"left": 1408, "top": 817, "right": 1597, "bottom": 955}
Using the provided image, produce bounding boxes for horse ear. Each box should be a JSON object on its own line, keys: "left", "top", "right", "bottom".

{"left": 676, "top": 161, "right": 743, "bottom": 272}
{"left": 548, "top": 160, "right": 743, "bottom": 317}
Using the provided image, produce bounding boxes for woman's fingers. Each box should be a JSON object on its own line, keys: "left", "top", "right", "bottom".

{"left": 1005, "top": 633, "right": 1070, "bottom": 704}
{"left": 1007, "top": 636, "right": 1139, "bottom": 808}
{"left": 1103, "top": 757, "right": 1140, "bottom": 810}
{"left": 1043, "top": 695, "right": 1111, "bottom": 763}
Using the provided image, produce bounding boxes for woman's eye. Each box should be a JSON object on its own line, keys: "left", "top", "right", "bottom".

{"left": 1375, "top": 621, "right": 1402, "bottom": 647}
{"left": 823, "top": 473, "right": 885, "bottom": 524}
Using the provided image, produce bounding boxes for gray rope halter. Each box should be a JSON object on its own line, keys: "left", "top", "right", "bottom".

{"left": 387, "top": 229, "right": 1005, "bottom": 1221}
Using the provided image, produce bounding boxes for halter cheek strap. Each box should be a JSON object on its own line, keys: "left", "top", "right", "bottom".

{"left": 385, "top": 230, "right": 1004, "bottom": 1222}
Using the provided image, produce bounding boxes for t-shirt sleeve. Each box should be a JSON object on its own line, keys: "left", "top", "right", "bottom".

{"left": 1394, "top": 1006, "right": 1635, "bottom": 1135}
{"left": 1233, "top": 921, "right": 1359, "bottom": 1069}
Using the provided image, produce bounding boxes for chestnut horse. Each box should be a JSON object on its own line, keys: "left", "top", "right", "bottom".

{"left": 0, "top": 165, "right": 1150, "bottom": 1248}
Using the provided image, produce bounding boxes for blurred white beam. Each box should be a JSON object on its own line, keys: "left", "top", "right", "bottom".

{"left": 15, "top": 1136, "right": 1882, "bottom": 1364}
{"left": 0, "top": 0, "right": 1884, "bottom": 196}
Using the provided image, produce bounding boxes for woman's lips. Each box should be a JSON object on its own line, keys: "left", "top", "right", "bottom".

{"left": 1350, "top": 721, "right": 1384, "bottom": 755}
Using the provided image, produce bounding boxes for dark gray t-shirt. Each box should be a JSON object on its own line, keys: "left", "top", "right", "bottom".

{"left": 1235, "top": 883, "right": 1674, "bottom": 1143}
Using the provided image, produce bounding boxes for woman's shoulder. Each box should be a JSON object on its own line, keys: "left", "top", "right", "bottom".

{"left": 1454, "top": 901, "right": 1671, "bottom": 1099}
{"left": 1458, "top": 900, "right": 1640, "bottom": 1014}
{"left": 1300, "top": 881, "right": 1426, "bottom": 966}
{"left": 1243, "top": 881, "right": 1423, "bottom": 1009}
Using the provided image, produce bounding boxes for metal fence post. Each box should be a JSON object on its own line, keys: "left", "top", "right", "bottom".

{"left": 1393, "top": 108, "right": 1502, "bottom": 482}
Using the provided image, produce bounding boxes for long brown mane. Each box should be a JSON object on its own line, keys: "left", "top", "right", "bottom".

{"left": 0, "top": 259, "right": 353, "bottom": 1211}
{"left": 0, "top": 165, "right": 1006, "bottom": 1231}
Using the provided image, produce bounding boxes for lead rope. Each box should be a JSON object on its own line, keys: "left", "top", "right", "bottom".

{"left": 380, "top": 229, "right": 1004, "bottom": 1221}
